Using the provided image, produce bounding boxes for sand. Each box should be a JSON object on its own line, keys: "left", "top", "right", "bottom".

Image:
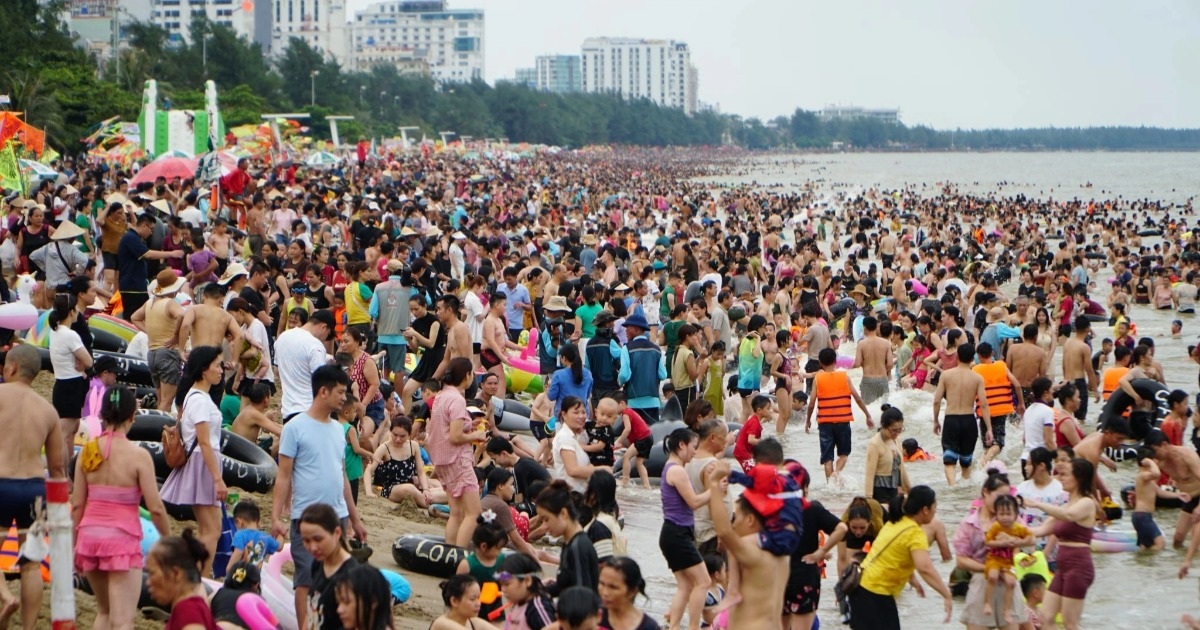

{"left": 6, "top": 373, "right": 457, "bottom": 628}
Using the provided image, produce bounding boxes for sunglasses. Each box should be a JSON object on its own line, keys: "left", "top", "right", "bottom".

{"left": 494, "top": 571, "right": 535, "bottom": 583}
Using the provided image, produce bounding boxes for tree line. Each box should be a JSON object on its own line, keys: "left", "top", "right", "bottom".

{"left": 3, "top": 2, "right": 1199, "bottom": 153}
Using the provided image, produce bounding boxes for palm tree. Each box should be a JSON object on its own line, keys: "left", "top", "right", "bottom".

{"left": 2, "top": 67, "right": 65, "bottom": 147}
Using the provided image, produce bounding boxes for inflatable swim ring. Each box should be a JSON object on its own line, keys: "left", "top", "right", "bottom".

{"left": 0, "top": 302, "right": 37, "bottom": 331}
{"left": 1103, "top": 446, "right": 1139, "bottom": 463}
{"left": 38, "top": 348, "right": 153, "bottom": 387}
{"left": 1098, "top": 378, "right": 1168, "bottom": 441}
{"left": 492, "top": 398, "right": 533, "bottom": 433}
{"left": 908, "top": 279, "right": 928, "bottom": 297}
{"left": 130, "top": 410, "right": 277, "bottom": 494}
{"left": 1091, "top": 529, "right": 1138, "bottom": 553}
{"left": 1138, "top": 229, "right": 1163, "bottom": 237}
{"left": 236, "top": 592, "right": 279, "bottom": 630}
{"left": 381, "top": 569, "right": 412, "bottom": 604}
{"left": 1013, "top": 550, "right": 1052, "bottom": 583}
{"left": 504, "top": 367, "right": 544, "bottom": 395}
{"left": 392, "top": 534, "right": 468, "bottom": 579}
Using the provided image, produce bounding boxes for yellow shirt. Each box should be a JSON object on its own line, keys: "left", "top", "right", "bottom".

{"left": 859, "top": 516, "right": 928, "bottom": 597}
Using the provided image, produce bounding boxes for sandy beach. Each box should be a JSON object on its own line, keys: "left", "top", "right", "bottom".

{"left": 10, "top": 372, "right": 465, "bottom": 629}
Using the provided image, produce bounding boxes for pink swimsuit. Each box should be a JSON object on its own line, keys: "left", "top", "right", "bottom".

{"left": 74, "top": 435, "right": 146, "bottom": 573}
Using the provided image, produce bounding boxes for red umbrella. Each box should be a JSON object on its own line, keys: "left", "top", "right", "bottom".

{"left": 129, "top": 156, "right": 199, "bottom": 187}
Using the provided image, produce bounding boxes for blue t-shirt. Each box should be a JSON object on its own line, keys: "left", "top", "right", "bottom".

{"left": 232, "top": 529, "right": 281, "bottom": 567}
{"left": 498, "top": 283, "right": 531, "bottom": 330}
{"left": 116, "top": 229, "right": 150, "bottom": 291}
{"left": 279, "top": 413, "right": 348, "bottom": 520}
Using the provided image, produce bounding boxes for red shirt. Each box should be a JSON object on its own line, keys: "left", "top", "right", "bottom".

{"left": 219, "top": 168, "right": 251, "bottom": 197}
{"left": 733, "top": 414, "right": 763, "bottom": 463}
{"left": 166, "top": 596, "right": 219, "bottom": 630}
{"left": 1163, "top": 417, "right": 1184, "bottom": 446}
{"left": 621, "top": 408, "right": 651, "bottom": 442}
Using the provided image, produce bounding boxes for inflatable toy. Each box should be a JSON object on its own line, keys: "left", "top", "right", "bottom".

{"left": 908, "top": 279, "right": 928, "bottom": 297}
{"left": 1103, "top": 446, "right": 1139, "bottom": 463}
{"left": 1, "top": 524, "right": 50, "bottom": 582}
{"left": 1091, "top": 529, "right": 1138, "bottom": 553}
{"left": 38, "top": 347, "right": 153, "bottom": 387}
{"left": 828, "top": 298, "right": 855, "bottom": 320}
{"left": 492, "top": 398, "right": 533, "bottom": 433}
{"left": 131, "top": 410, "right": 277, "bottom": 494}
{"left": 836, "top": 354, "right": 854, "bottom": 369}
{"left": 392, "top": 534, "right": 468, "bottom": 579}
{"left": 88, "top": 312, "right": 139, "bottom": 343}
{"left": 504, "top": 367, "right": 544, "bottom": 395}
{"left": 1098, "top": 378, "right": 1168, "bottom": 441}
{"left": 1138, "top": 229, "right": 1163, "bottom": 237}
{"left": 851, "top": 315, "right": 864, "bottom": 342}
{"left": 262, "top": 544, "right": 300, "bottom": 630}
{"left": 1013, "top": 550, "right": 1052, "bottom": 583}
{"left": 1120, "top": 484, "right": 1184, "bottom": 510}
{"left": 236, "top": 592, "right": 279, "bottom": 630}
{"left": 0, "top": 302, "right": 37, "bottom": 330}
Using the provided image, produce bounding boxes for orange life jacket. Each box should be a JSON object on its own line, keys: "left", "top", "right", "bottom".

{"left": 814, "top": 370, "right": 853, "bottom": 424}
{"left": 973, "top": 361, "right": 1015, "bottom": 416}
{"left": 1102, "top": 367, "right": 1129, "bottom": 401}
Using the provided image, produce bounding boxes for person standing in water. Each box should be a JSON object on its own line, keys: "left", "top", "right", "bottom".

{"left": 854, "top": 315, "right": 894, "bottom": 405}
{"left": 933, "top": 343, "right": 993, "bottom": 486}
{"left": 808, "top": 348, "right": 874, "bottom": 481}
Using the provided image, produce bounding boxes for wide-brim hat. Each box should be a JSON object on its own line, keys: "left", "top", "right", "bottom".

{"left": 582, "top": 234, "right": 598, "bottom": 245}
{"left": 624, "top": 312, "right": 650, "bottom": 330}
{"left": 218, "top": 262, "right": 249, "bottom": 285}
{"left": 50, "top": 221, "right": 86, "bottom": 241}
{"left": 592, "top": 310, "right": 618, "bottom": 327}
{"left": 849, "top": 284, "right": 869, "bottom": 297}
{"left": 150, "top": 270, "right": 185, "bottom": 296}
{"left": 544, "top": 295, "right": 571, "bottom": 313}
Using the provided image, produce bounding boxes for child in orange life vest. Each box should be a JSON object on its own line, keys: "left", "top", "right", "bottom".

{"left": 902, "top": 437, "right": 936, "bottom": 462}
{"left": 331, "top": 291, "right": 348, "bottom": 339}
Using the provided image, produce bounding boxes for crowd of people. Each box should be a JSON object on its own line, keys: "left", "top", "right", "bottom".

{"left": 0, "top": 143, "right": 1198, "bottom": 630}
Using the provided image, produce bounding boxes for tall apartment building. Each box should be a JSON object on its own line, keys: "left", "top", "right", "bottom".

{"left": 150, "top": 0, "right": 257, "bottom": 46}
{"left": 534, "top": 54, "right": 581, "bottom": 94}
{"left": 270, "top": 0, "right": 349, "bottom": 60}
{"left": 580, "top": 37, "right": 697, "bottom": 114}
{"left": 349, "top": 0, "right": 484, "bottom": 83}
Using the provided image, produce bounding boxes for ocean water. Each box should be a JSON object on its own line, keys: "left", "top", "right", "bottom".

{"left": 619, "top": 152, "right": 1200, "bottom": 629}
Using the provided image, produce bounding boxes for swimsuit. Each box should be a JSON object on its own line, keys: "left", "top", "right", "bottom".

{"left": 374, "top": 443, "right": 419, "bottom": 500}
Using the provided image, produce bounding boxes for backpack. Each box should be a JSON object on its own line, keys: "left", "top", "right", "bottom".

{"left": 163, "top": 392, "right": 201, "bottom": 469}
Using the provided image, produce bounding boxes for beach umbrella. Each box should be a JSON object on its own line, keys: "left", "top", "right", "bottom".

{"left": 129, "top": 155, "right": 200, "bottom": 186}
{"left": 18, "top": 160, "right": 57, "bottom": 181}
{"left": 157, "top": 149, "right": 194, "bottom": 159}
{"left": 303, "top": 151, "right": 340, "bottom": 169}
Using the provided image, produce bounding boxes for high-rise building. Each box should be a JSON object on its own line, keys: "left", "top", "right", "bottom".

{"left": 512, "top": 67, "right": 537, "bottom": 89}
{"left": 818, "top": 105, "right": 901, "bottom": 124}
{"left": 580, "top": 37, "right": 697, "bottom": 114}
{"left": 534, "top": 55, "right": 581, "bottom": 94}
{"left": 271, "top": 0, "right": 349, "bottom": 61}
{"left": 349, "top": 0, "right": 484, "bottom": 83}
{"left": 150, "top": 0, "right": 257, "bottom": 46}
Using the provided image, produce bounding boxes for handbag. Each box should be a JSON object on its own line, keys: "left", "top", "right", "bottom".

{"left": 163, "top": 391, "right": 202, "bottom": 469}
{"left": 837, "top": 523, "right": 917, "bottom": 597}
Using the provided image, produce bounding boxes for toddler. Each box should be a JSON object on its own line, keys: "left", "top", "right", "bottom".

{"left": 983, "top": 494, "right": 1034, "bottom": 623}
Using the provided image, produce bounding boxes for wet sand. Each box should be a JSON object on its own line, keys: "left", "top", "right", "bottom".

{"left": 8, "top": 373, "right": 456, "bottom": 628}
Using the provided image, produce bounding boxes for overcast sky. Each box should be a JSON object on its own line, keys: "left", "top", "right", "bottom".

{"left": 346, "top": 0, "right": 1200, "bottom": 130}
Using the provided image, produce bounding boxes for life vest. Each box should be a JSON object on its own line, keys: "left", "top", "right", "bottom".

{"left": 814, "top": 370, "right": 853, "bottom": 424}
{"left": 1102, "top": 367, "right": 1129, "bottom": 401}
{"left": 903, "top": 448, "right": 935, "bottom": 462}
{"left": 973, "top": 361, "right": 1015, "bottom": 416}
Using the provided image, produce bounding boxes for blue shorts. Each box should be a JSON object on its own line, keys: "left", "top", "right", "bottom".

{"left": 1132, "top": 511, "right": 1162, "bottom": 548}
{"left": 818, "top": 423, "right": 852, "bottom": 464}
{"left": 382, "top": 343, "right": 407, "bottom": 374}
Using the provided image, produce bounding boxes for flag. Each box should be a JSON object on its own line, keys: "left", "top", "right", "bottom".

{"left": 0, "top": 143, "right": 23, "bottom": 194}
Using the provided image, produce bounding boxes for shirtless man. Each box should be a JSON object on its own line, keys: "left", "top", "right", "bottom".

{"left": 932, "top": 343, "right": 992, "bottom": 486}
{"left": 133, "top": 270, "right": 186, "bottom": 411}
{"left": 246, "top": 195, "right": 267, "bottom": 257}
{"left": 1062, "top": 315, "right": 1100, "bottom": 422}
{"left": 1144, "top": 429, "right": 1200, "bottom": 549}
{"left": 705, "top": 461, "right": 788, "bottom": 630}
{"left": 206, "top": 217, "right": 232, "bottom": 276}
{"left": 1006, "top": 324, "right": 1048, "bottom": 405}
{"left": 854, "top": 315, "right": 894, "bottom": 405}
{"left": 0, "top": 345, "right": 65, "bottom": 628}
{"left": 433, "top": 294, "right": 471, "bottom": 381}
{"left": 1073, "top": 417, "right": 1129, "bottom": 501}
{"left": 483, "top": 292, "right": 518, "bottom": 399}
{"left": 891, "top": 265, "right": 911, "bottom": 308}
{"left": 880, "top": 228, "right": 898, "bottom": 271}
{"left": 180, "top": 282, "right": 244, "bottom": 402}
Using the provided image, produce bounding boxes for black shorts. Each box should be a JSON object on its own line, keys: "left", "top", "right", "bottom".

{"left": 698, "top": 537, "right": 720, "bottom": 557}
{"left": 881, "top": 254, "right": 894, "bottom": 270}
{"left": 481, "top": 348, "right": 503, "bottom": 369}
{"left": 659, "top": 520, "right": 703, "bottom": 572}
{"left": 849, "top": 586, "right": 900, "bottom": 630}
{"left": 784, "top": 564, "right": 822, "bottom": 615}
{"left": 1058, "top": 323, "right": 1073, "bottom": 338}
{"left": 215, "top": 256, "right": 229, "bottom": 277}
{"left": 472, "top": 342, "right": 481, "bottom": 355}
{"left": 52, "top": 376, "right": 88, "bottom": 418}
{"left": 633, "top": 436, "right": 653, "bottom": 459}
{"left": 738, "top": 388, "right": 756, "bottom": 398}
{"left": 529, "top": 420, "right": 550, "bottom": 442}
{"left": 1183, "top": 494, "right": 1200, "bottom": 515}
{"left": 942, "top": 414, "right": 978, "bottom": 467}
{"left": 872, "top": 485, "right": 898, "bottom": 505}
{"left": 236, "top": 378, "right": 276, "bottom": 399}
{"left": 818, "top": 422, "right": 852, "bottom": 464}
{"left": 101, "top": 251, "right": 118, "bottom": 271}
{"left": 982, "top": 414, "right": 1011, "bottom": 449}
{"left": 0, "top": 478, "right": 45, "bottom": 530}
{"left": 1073, "top": 378, "right": 1089, "bottom": 421}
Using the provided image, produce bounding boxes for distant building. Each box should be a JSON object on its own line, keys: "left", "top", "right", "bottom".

{"left": 818, "top": 105, "right": 901, "bottom": 124}
{"left": 151, "top": 0, "right": 257, "bottom": 47}
{"left": 580, "top": 37, "right": 697, "bottom": 114}
{"left": 349, "top": 0, "right": 484, "bottom": 83}
{"left": 534, "top": 55, "right": 581, "bottom": 94}
{"left": 512, "top": 67, "right": 537, "bottom": 89}
{"left": 271, "top": 0, "right": 349, "bottom": 61}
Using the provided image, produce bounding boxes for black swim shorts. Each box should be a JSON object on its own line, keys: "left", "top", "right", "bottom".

{"left": 941, "top": 414, "right": 978, "bottom": 467}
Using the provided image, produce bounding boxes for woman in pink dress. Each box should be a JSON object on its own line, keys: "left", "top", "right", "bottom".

{"left": 72, "top": 384, "right": 171, "bottom": 629}
{"left": 427, "top": 357, "right": 488, "bottom": 548}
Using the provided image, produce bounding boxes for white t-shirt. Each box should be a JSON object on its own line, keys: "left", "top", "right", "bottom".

{"left": 640, "top": 279, "right": 661, "bottom": 326}
{"left": 1022, "top": 402, "right": 1055, "bottom": 458}
{"left": 464, "top": 291, "right": 485, "bottom": 344}
{"left": 242, "top": 318, "right": 274, "bottom": 382}
{"left": 49, "top": 325, "right": 86, "bottom": 380}
{"left": 178, "top": 206, "right": 204, "bottom": 228}
{"left": 552, "top": 427, "right": 589, "bottom": 493}
{"left": 179, "top": 389, "right": 222, "bottom": 450}
{"left": 274, "top": 327, "right": 330, "bottom": 417}
{"left": 1016, "top": 478, "right": 1067, "bottom": 531}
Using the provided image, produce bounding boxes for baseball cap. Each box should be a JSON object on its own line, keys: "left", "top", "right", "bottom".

{"left": 308, "top": 309, "right": 337, "bottom": 338}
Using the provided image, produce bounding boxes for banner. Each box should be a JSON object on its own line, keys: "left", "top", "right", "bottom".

{"left": 0, "top": 143, "right": 24, "bottom": 194}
